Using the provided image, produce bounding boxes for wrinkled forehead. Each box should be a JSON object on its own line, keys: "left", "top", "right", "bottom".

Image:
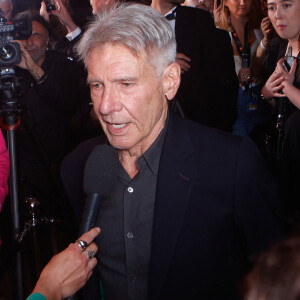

{"left": 88, "top": 41, "right": 159, "bottom": 68}
{"left": 90, "top": 42, "right": 144, "bottom": 60}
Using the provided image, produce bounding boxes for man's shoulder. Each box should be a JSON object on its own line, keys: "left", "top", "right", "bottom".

{"left": 171, "top": 113, "right": 242, "bottom": 145}
{"left": 167, "top": 113, "right": 258, "bottom": 161}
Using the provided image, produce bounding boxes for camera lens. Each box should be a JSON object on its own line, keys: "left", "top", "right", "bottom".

{"left": 0, "top": 44, "right": 16, "bottom": 62}
{"left": 0, "top": 42, "right": 21, "bottom": 66}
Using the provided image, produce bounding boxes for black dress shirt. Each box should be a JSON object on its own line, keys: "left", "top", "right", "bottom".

{"left": 95, "top": 120, "right": 168, "bottom": 300}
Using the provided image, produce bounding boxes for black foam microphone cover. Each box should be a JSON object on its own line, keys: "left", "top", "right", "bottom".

{"left": 79, "top": 145, "right": 120, "bottom": 235}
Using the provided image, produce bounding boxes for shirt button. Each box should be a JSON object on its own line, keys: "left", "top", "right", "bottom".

{"left": 127, "top": 186, "right": 134, "bottom": 193}
{"left": 130, "top": 274, "right": 137, "bottom": 284}
{"left": 127, "top": 232, "right": 134, "bottom": 239}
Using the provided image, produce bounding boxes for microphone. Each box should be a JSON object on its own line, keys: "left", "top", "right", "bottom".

{"left": 79, "top": 145, "right": 120, "bottom": 236}
{"left": 65, "top": 146, "right": 119, "bottom": 300}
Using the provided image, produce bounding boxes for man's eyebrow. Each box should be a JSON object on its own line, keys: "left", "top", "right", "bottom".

{"left": 87, "top": 76, "right": 138, "bottom": 84}
{"left": 31, "top": 32, "right": 41, "bottom": 36}
{"left": 112, "top": 76, "right": 137, "bottom": 82}
{"left": 87, "top": 78, "right": 102, "bottom": 84}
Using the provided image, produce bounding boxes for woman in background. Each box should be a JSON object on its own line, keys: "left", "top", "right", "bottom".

{"left": 260, "top": 0, "right": 300, "bottom": 217}
{"left": 215, "top": 0, "right": 272, "bottom": 136}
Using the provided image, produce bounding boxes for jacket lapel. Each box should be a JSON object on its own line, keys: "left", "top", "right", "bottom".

{"left": 149, "top": 113, "right": 197, "bottom": 299}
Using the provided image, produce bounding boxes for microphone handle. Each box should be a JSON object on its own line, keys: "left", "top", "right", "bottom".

{"left": 64, "top": 194, "right": 101, "bottom": 300}
{"left": 79, "top": 193, "right": 102, "bottom": 236}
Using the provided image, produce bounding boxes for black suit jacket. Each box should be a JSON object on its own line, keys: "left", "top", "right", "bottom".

{"left": 174, "top": 6, "right": 238, "bottom": 132}
{"left": 61, "top": 112, "right": 281, "bottom": 300}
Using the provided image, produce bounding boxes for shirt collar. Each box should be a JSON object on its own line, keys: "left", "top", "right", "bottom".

{"left": 164, "top": 6, "right": 177, "bottom": 17}
{"left": 138, "top": 113, "right": 169, "bottom": 176}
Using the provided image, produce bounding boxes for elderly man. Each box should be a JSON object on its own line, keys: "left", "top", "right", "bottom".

{"left": 62, "top": 4, "right": 282, "bottom": 300}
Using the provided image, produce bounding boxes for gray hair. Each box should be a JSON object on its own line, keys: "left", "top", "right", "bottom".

{"left": 76, "top": 3, "right": 176, "bottom": 77}
{"left": 0, "top": 0, "right": 11, "bottom": 4}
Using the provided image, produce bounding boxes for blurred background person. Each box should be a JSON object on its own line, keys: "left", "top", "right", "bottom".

{"left": 183, "top": 0, "right": 214, "bottom": 15}
{"left": 215, "top": 0, "right": 273, "bottom": 137}
{"left": 244, "top": 230, "right": 300, "bottom": 300}
{"left": 152, "top": 0, "right": 239, "bottom": 132}
{"left": 12, "top": 10, "right": 88, "bottom": 221}
{"left": 260, "top": 0, "right": 300, "bottom": 222}
{"left": 0, "top": 0, "right": 14, "bottom": 20}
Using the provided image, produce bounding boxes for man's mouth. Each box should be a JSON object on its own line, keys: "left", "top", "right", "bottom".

{"left": 112, "top": 123, "right": 126, "bottom": 129}
{"left": 26, "top": 47, "right": 37, "bottom": 52}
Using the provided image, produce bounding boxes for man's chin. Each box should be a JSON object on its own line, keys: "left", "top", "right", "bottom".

{"left": 106, "top": 135, "right": 134, "bottom": 151}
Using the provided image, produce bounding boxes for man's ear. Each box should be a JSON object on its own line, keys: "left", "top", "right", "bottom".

{"left": 162, "top": 62, "right": 181, "bottom": 101}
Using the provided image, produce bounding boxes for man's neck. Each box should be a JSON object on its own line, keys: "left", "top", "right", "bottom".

{"left": 117, "top": 108, "right": 168, "bottom": 179}
{"left": 151, "top": 1, "right": 177, "bottom": 16}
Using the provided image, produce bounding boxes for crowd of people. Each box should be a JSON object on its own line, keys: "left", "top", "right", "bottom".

{"left": 0, "top": 0, "right": 299, "bottom": 298}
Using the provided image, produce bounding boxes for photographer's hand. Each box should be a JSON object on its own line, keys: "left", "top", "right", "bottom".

{"left": 50, "top": 0, "right": 79, "bottom": 34}
{"left": 40, "top": 1, "right": 50, "bottom": 22}
{"left": 176, "top": 52, "right": 191, "bottom": 74}
{"left": 15, "top": 41, "right": 46, "bottom": 83}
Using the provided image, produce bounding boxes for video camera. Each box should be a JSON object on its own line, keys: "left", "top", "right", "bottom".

{"left": 0, "top": 9, "right": 31, "bottom": 115}
{"left": 0, "top": 8, "right": 31, "bottom": 67}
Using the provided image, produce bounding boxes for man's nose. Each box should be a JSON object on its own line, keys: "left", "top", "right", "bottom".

{"left": 99, "top": 85, "right": 122, "bottom": 115}
{"left": 26, "top": 36, "right": 33, "bottom": 47}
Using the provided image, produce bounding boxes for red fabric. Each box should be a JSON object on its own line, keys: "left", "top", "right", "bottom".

{"left": 0, "top": 130, "right": 9, "bottom": 213}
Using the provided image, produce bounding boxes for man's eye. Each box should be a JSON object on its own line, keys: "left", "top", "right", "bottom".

{"left": 267, "top": 6, "right": 275, "bottom": 11}
{"left": 122, "top": 82, "right": 132, "bottom": 87}
{"left": 283, "top": 3, "right": 291, "bottom": 8}
{"left": 90, "top": 83, "right": 102, "bottom": 89}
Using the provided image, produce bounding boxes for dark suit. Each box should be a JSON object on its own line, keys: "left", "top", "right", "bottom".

{"left": 174, "top": 6, "right": 238, "bottom": 132}
{"left": 62, "top": 112, "right": 281, "bottom": 300}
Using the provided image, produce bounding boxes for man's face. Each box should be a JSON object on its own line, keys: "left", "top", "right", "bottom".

{"left": 87, "top": 44, "right": 169, "bottom": 156}
{"left": 22, "top": 21, "right": 49, "bottom": 63}
{"left": 267, "top": 0, "right": 300, "bottom": 41}
{"left": 0, "top": 1, "right": 13, "bottom": 21}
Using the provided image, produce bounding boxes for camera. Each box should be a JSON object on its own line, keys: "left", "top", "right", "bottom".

{"left": 283, "top": 56, "right": 293, "bottom": 72}
{"left": 44, "top": 0, "right": 56, "bottom": 13}
{"left": 0, "top": 9, "right": 31, "bottom": 67}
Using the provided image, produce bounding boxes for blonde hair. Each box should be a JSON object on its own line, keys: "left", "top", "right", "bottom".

{"left": 216, "top": 0, "right": 262, "bottom": 31}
